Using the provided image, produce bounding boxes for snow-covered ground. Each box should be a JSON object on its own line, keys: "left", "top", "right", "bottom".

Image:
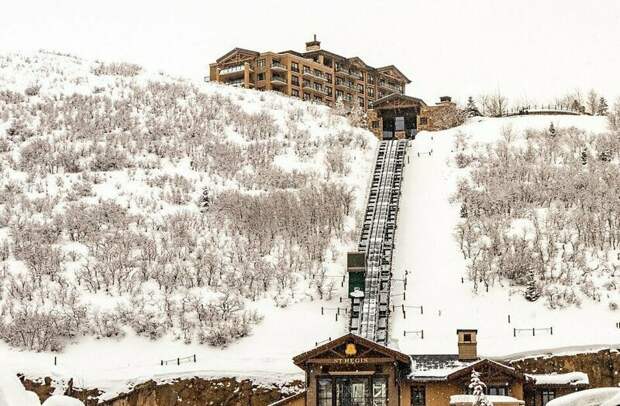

{"left": 0, "top": 369, "right": 83, "bottom": 406}
{"left": 547, "top": 387, "right": 620, "bottom": 406}
{"left": 0, "top": 51, "right": 369, "bottom": 398}
{"left": 391, "top": 115, "right": 619, "bottom": 357}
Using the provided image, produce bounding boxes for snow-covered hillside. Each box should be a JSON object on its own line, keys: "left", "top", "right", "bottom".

{"left": 0, "top": 51, "right": 375, "bottom": 394}
{"left": 391, "top": 115, "right": 619, "bottom": 356}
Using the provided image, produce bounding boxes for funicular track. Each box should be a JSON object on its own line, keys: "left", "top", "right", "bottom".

{"left": 349, "top": 139, "right": 407, "bottom": 345}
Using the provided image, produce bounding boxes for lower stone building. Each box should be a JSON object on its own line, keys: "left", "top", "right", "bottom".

{"left": 367, "top": 95, "right": 461, "bottom": 139}
{"left": 271, "top": 331, "right": 588, "bottom": 406}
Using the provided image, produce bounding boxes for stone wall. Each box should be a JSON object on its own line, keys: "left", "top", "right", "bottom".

{"left": 22, "top": 375, "right": 304, "bottom": 406}
{"left": 509, "top": 348, "right": 620, "bottom": 387}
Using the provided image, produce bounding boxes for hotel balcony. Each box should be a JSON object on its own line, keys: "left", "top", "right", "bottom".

{"left": 303, "top": 69, "right": 327, "bottom": 82}
{"left": 270, "top": 61, "right": 288, "bottom": 72}
{"left": 379, "top": 81, "right": 403, "bottom": 94}
{"left": 335, "top": 81, "right": 356, "bottom": 92}
{"left": 225, "top": 79, "right": 253, "bottom": 88}
{"left": 336, "top": 67, "right": 363, "bottom": 80}
{"left": 271, "top": 75, "right": 288, "bottom": 86}
{"left": 218, "top": 64, "right": 250, "bottom": 78}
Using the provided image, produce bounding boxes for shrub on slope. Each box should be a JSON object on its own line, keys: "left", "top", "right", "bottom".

{"left": 454, "top": 124, "right": 620, "bottom": 309}
{"left": 0, "top": 52, "right": 376, "bottom": 351}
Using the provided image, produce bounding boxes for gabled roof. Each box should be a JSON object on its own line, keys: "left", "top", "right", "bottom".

{"left": 446, "top": 359, "right": 524, "bottom": 381}
{"left": 348, "top": 56, "right": 373, "bottom": 70}
{"left": 216, "top": 47, "right": 259, "bottom": 63}
{"left": 409, "top": 356, "right": 525, "bottom": 382}
{"left": 293, "top": 333, "right": 411, "bottom": 367}
{"left": 370, "top": 93, "right": 427, "bottom": 108}
{"left": 376, "top": 65, "right": 412, "bottom": 83}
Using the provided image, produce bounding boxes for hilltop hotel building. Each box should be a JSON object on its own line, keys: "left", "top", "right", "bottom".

{"left": 209, "top": 37, "right": 456, "bottom": 139}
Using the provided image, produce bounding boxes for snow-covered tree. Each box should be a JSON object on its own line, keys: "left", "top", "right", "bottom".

{"left": 466, "top": 96, "right": 481, "bottom": 117}
{"left": 524, "top": 269, "right": 540, "bottom": 302}
{"left": 597, "top": 97, "right": 609, "bottom": 116}
{"left": 469, "top": 370, "right": 493, "bottom": 406}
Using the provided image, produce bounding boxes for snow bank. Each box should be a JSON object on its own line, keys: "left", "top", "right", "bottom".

{"left": 450, "top": 394, "right": 524, "bottom": 404}
{"left": 528, "top": 372, "right": 589, "bottom": 386}
{"left": 546, "top": 388, "right": 620, "bottom": 406}
{"left": 0, "top": 370, "right": 40, "bottom": 406}
{"left": 42, "top": 396, "right": 85, "bottom": 406}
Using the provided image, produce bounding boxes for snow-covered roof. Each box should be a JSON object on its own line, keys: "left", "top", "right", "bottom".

{"left": 527, "top": 372, "right": 589, "bottom": 386}
{"left": 450, "top": 394, "right": 524, "bottom": 405}
{"left": 546, "top": 388, "right": 620, "bottom": 406}
{"left": 409, "top": 355, "right": 475, "bottom": 379}
{"left": 408, "top": 357, "right": 519, "bottom": 381}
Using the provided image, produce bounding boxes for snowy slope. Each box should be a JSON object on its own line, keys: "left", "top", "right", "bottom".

{"left": 0, "top": 51, "right": 376, "bottom": 396}
{"left": 390, "top": 115, "right": 619, "bottom": 357}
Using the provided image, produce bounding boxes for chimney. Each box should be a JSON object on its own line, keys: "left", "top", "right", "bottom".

{"left": 456, "top": 329, "right": 478, "bottom": 361}
{"left": 439, "top": 96, "right": 453, "bottom": 104}
{"left": 305, "top": 34, "right": 321, "bottom": 52}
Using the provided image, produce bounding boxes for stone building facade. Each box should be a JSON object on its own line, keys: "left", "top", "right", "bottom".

{"left": 209, "top": 36, "right": 410, "bottom": 112}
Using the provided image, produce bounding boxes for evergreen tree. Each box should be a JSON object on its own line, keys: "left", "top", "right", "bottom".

{"left": 598, "top": 97, "right": 609, "bottom": 116}
{"left": 469, "top": 370, "right": 493, "bottom": 406}
{"left": 570, "top": 99, "right": 583, "bottom": 114}
{"left": 460, "top": 204, "right": 468, "bottom": 218}
{"left": 599, "top": 150, "right": 612, "bottom": 162}
{"left": 466, "top": 96, "right": 481, "bottom": 117}
{"left": 199, "top": 187, "right": 211, "bottom": 209}
{"left": 525, "top": 269, "right": 540, "bottom": 302}
{"left": 581, "top": 150, "right": 588, "bottom": 166}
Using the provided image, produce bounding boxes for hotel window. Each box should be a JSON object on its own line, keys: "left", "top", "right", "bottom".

{"left": 303, "top": 93, "right": 311, "bottom": 101}
{"left": 325, "top": 86, "right": 333, "bottom": 97}
{"left": 419, "top": 117, "right": 428, "bottom": 125}
{"left": 291, "top": 62, "right": 299, "bottom": 72}
{"left": 412, "top": 386, "right": 426, "bottom": 406}
{"left": 346, "top": 93, "right": 353, "bottom": 102}
{"left": 318, "top": 378, "right": 332, "bottom": 406}
{"left": 303, "top": 79, "right": 311, "bottom": 87}
{"left": 325, "top": 73, "right": 332, "bottom": 82}
{"left": 358, "top": 84, "right": 364, "bottom": 93}
{"left": 291, "top": 75, "right": 299, "bottom": 86}
{"left": 314, "top": 95, "right": 322, "bottom": 102}
{"left": 257, "top": 73, "right": 265, "bottom": 81}
{"left": 257, "top": 59, "right": 265, "bottom": 69}
{"left": 368, "top": 87, "right": 374, "bottom": 97}
{"left": 336, "top": 89, "right": 344, "bottom": 100}
{"left": 358, "top": 96, "right": 364, "bottom": 107}
{"left": 291, "top": 89, "right": 299, "bottom": 97}
{"left": 368, "top": 75, "right": 375, "bottom": 84}
{"left": 314, "top": 83, "right": 323, "bottom": 91}
{"left": 372, "top": 377, "right": 387, "bottom": 406}
{"left": 541, "top": 390, "right": 556, "bottom": 406}
{"left": 488, "top": 387, "right": 507, "bottom": 396}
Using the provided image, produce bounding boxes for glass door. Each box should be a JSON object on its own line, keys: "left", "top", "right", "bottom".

{"left": 336, "top": 377, "right": 369, "bottom": 406}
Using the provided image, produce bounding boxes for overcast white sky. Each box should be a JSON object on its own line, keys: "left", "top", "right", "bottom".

{"left": 2, "top": 0, "right": 619, "bottom": 105}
